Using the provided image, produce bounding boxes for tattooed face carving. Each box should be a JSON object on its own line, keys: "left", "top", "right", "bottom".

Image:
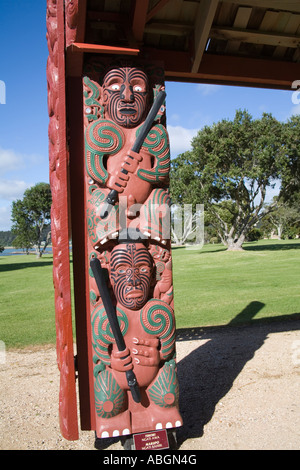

{"left": 110, "top": 243, "right": 153, "bottom": 310}
{"left": 102, "top": 67, "right": 149, "bottom": 128}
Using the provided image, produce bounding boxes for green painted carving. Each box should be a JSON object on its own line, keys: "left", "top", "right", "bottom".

{"left": 140, "top": 299, "right": 175, "bottom": 360}
{"left": 89, "top": 289, "right": 97, "bottom": 305}
{"left": 83, "top": 76, "right": 104, "bottom": 122}
{"left": 148, "top": 360, "right": 179, "bottom": 408}
{"left": 91, "top": 304, "right": 129, "bottom": 365}
{"left": 137, "top": 124, "right": 170, "bottom": 184}
{"left": 86, "top": 188, "right": 119, "bottom": 244}
{"left": 85, "top": 120, "right": 124, "bottom": 184}
{"left": 141, "top": 188, "right": 171, "bottom": 240}
{"left": 94, "top": 369, "right": 125, "bottom": 418}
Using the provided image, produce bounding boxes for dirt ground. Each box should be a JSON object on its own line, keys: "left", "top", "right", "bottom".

{"left": 1, "top": 319, "right": 300, "bottom": 451}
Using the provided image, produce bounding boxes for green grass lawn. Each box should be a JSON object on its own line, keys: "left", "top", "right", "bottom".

{"left": 0, "top": 254, "right": 56, "bottom": 348}
{"left": 1, "top": 239, "right": 299, "bottom": 348}
{"left": 172, "top": 239, "right": 300, "bottom": 329}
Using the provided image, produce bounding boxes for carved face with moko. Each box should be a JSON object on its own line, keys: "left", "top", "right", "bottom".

{"left": 102, "top": 67, "right": 149, "bottom": 128}
{"left": 109, "top": 243, "right": 153, "bottom": 310}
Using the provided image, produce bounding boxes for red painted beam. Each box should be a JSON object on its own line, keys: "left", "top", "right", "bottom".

{"left": 69, "top": 42, "right": 140, "bottom": 55}
{"left": 143, "top": 48, "right": 299, "bottom": 89}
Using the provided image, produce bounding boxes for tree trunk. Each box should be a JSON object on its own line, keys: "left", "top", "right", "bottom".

{"left": 226, "top": 234, "right": 245, "bottom": 251}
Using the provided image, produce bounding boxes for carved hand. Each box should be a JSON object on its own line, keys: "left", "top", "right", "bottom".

{"left": 132, "top": 337, "right": 161, "bottom": 367}
{"left": 110, "top": 347, "right": 133, "bottom": 372}
{"left": 106, "top": 171, "right": 129, "bottom": 193}
{"left": 121, "top": 150, "right": 143, "bottom": 174}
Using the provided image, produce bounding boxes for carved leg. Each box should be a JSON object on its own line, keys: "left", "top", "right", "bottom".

{"left": 94, "top": 369, "right": 131, "bottom": 438}
{"left": 131, "top": 360, "right": 182, "bottom": 434}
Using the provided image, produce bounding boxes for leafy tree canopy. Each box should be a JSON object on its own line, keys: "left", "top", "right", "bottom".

{"left": 11, "top": 182, "right": 52, "bottom": 257}
{"left": 170, "top": 110, "right": 299, "bottom": 250}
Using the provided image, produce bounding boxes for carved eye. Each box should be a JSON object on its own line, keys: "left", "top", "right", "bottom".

{"left": 117, "top": 267, "right": 126, "bottom": 274}
{"left": 133, "top": 85, "right": 142, "bottom": 92}
{"left": 140, "top": 267, "right": 148, "bottom": 273}
{"left": 111, "top": 84, "right": 120, "bottom": 91}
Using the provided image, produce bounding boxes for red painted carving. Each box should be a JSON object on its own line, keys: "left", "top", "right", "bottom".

{"left": 65, "top": 0, "right": 78, "bottom": 46}
{"left": 83, "top": 60, "right": 182, "bottom": 439}
{"left": 46, "top": 0, "right": 78, "bottom": 440}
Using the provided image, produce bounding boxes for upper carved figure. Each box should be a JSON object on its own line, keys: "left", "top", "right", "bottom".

{"left": 84, "top": 65, "right": 171, "bottom": 244}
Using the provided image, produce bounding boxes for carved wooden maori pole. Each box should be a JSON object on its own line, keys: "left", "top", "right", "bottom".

{"left": 46, "top": 0, "right": 78, "bottom": 441}
{"left": 84, "top": 61, "right": 182, "bottom": 439}
{"left": 46, "top": 0, "right": 182, "bottom": 445}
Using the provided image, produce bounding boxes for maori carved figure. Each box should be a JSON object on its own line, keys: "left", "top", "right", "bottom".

{"left": 84, "top": 61, "right": 182, "bottom": 438}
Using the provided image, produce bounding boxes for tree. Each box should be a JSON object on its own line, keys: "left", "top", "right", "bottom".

{"left": 170, "top": 110, "right": 297, "bottom": 251}
{"left": 281, "top": 114, "right": 300, "bottom": 204}
{"left": 11, "top": 183, "right": 52, "bottom": 258}
{"left": 261, "top": 196, "right": 300, "bottom": 239}
{"left": 11, "top": 199, "right": 35, "bottom": 254}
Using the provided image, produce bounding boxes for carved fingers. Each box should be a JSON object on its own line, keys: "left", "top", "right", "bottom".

{"left": 106, "top": 172, "right": 129, "bottom": 193}
{"left": 107, "top": 150, "right": 143, "bottom": 192}
{"left": 110, "top": 347, "right": 133, "bottom": 372}
{"left": 121, "top": 150, "right": 143, "bottom": 174}
{"left": 110, "top": 338, "right": 161, "bottom": 370}
{"left": 131, "top": 337, "right": 161, "bottom": 367}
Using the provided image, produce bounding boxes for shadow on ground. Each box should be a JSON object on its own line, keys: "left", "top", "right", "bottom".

{"left": 175, "top": 304, "right": 300, "bottom": 447}
{"left": 244, "top": 242, "right": 300, "bottom": 251}
{"left": 0, "top": 260, "right": 54, "bottom": 272}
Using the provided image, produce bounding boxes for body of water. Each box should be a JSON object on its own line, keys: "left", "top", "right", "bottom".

{"left": 1, "top": 247, "right": 53, "bottom": 256}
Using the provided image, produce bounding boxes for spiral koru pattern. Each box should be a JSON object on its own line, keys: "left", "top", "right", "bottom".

{"left": 91, "top": 305, "right": 128, "bottom": 365}
{"left": 137, "top": 124, "right": 170, "bottom": 183}
{"left": 85, "top": 119, "right": 124, "bottom": 184}
{"left": 140, "top": 299, "right": 175, "bottom": 360}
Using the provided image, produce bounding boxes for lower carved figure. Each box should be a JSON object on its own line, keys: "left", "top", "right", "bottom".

{"left": 91, "top": 242, "right": 182, "bottom": 438}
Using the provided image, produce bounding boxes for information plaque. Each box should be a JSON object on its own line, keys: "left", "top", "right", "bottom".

{"left": 133, "top": 429, "right": 169, "bottom": 450}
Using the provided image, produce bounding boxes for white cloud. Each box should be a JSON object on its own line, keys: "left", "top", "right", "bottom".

{"left": 167, "top": 125, "right": 198, "bottom": 157}
{"left": 196, "top": 84, "right": 221, "bottom": 96}
{"left": 0, "top": 179, "right": 32, "bottom": 201}
{"left": 0, "top": 147, "right": 25, "bottom": 175}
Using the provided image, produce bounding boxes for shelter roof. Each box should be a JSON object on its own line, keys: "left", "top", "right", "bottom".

{"left": 67, "top": 0, "right": 300, "bottom": 89}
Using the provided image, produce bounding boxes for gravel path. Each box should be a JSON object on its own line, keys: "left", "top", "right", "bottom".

{"left": 1, "top": 319, "right": 300, "bottom": 450}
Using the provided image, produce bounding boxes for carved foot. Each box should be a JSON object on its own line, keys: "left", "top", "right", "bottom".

{"left": 131, "top": 403, "right": 182, "bottom": 435}
{"left": 96, "top": 409, "right": 131, "bottom": 439}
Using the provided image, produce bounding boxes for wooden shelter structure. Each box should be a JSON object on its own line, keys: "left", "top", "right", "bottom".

{"left": 46, "top": 0, "right": 300, "bottom": 441}
{"left": 67, "top": 0, "right": 300, "bottom": 88}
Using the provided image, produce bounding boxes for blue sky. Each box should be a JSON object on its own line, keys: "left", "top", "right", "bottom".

{"left": 0, "top": 1, "right": 299, "bottom": 231}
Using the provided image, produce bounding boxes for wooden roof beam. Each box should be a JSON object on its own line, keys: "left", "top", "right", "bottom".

{"left": 210, "top": 26, "right": 300, "bottom": 48}
{"left": 132, "top": 0, "right": 150, "bottom": 43}
{"left": 146, "top": 0, "right": 171, "bottom": 22}
{"left": 191, "top": 0, "right": 219, "bottom": 74}
{"left": 145, "top": 47, "right": 299, "bottom": 89}
{"left": 144, "top": 21, "right": 193, "bottom": 36}
{"left": 222, "top": 0, "right": 300, "bottom": 14}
